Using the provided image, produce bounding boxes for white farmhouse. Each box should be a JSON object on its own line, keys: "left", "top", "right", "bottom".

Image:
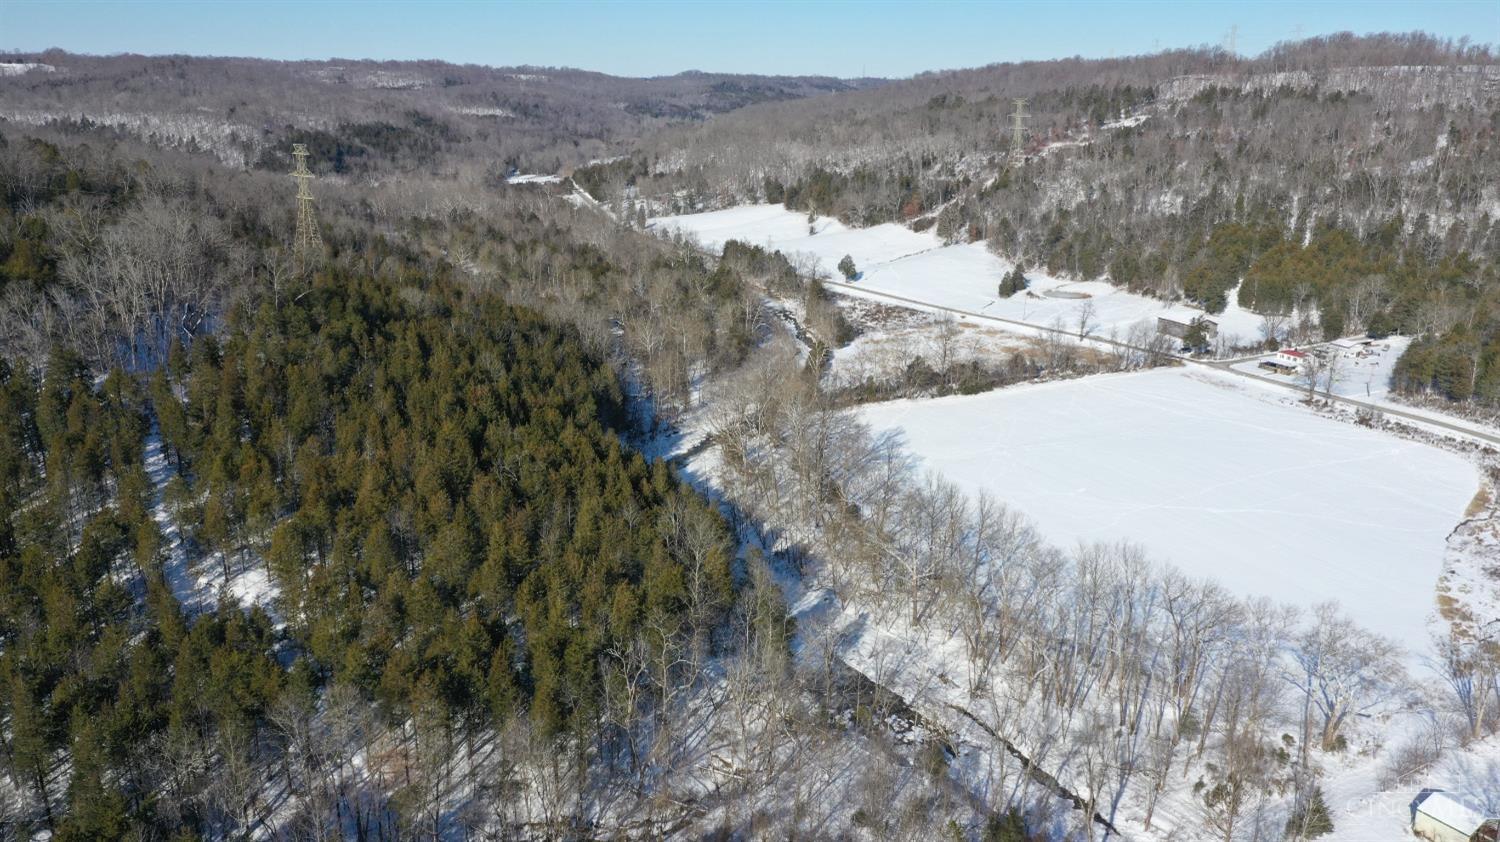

{"left": 1260, "top": 348, "right": 1309, "bottom": 374}
{"left": 1412, "top": 790, "right": 1498, "bottom": 842}
{"left": 1275, "top": 348, "right": 1309, "bottom": 368}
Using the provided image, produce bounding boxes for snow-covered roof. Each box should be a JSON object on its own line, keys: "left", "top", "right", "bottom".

{"left": 1417, "top": 791, "right": 1490, "bottom": 833}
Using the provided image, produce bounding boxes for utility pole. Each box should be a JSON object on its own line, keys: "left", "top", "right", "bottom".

{"left": 1290, "top": 24, "right": 1305, "bottom": 72}
{"left": 1010, "top": 97, "right": 1028, "bottom": 159}
{"left": 1225, "top": 23, "right": 1239, "bottom": 58}
{"left": 291, "top": 143, "right": 323, "bottom": 275}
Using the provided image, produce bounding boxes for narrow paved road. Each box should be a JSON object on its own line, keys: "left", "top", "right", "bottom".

{"left": 820, "top": 278, "right": 1500, "bottom": 448}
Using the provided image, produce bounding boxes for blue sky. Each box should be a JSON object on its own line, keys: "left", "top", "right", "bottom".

{"left": 2, "top": 1, "right": 1495, "bottom": 78}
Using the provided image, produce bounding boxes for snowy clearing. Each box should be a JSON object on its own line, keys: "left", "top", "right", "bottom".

{"left": 828, "top": 316, "right": 1032, "bottom": 388}
{"left": 651, "top": 203, "right": 1268, "bottom": 345}
{"left": 505, "top": 172, "right": 561, "bottom": 184}
{"left": 857, "top": 367, "right": 1479, "bottom": 652}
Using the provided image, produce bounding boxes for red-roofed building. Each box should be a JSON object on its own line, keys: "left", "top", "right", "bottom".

{"left": 1260, "top": 348, "right": 1309, "bottom": 374}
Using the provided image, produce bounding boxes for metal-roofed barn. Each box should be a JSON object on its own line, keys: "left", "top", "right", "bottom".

{"left": 1412, "top": 790, "right": 1499, "bottom": 842}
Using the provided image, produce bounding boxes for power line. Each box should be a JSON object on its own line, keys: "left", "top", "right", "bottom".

{"left": 1010, "top": 97, "right": 1028, "bottom": 159}
{"left": 291, "top": 143, "right": 323, "bottom": 275}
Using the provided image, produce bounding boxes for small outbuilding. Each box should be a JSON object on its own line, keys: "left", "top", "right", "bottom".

{"left": 1411, "top": 790, "right": 1499, "bottom": 842}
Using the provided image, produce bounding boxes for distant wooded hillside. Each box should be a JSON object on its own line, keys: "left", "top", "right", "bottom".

{"left": 615, "top": 33, "right": 1500, "bottom": 404}
{"left": 0, "top": 50, "right": 884, "bottom": 173}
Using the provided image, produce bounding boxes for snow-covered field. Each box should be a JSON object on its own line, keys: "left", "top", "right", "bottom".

{"left": 651, "top": 203, "right": 1267, "bottom": 345}
{"left": 858, "top": 367, "right": 1479, "bottom": 651}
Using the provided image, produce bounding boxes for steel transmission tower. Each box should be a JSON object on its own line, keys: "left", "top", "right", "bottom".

{"left": 1009, "top": 98, "right": 1028, "bottom": 159}
{"left": 290, "top": 144, "right": 323, "bottom": 273}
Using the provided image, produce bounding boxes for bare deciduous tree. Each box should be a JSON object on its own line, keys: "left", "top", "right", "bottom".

{"left": 1288, "top": 602, "right": 1406, "bottom": 752}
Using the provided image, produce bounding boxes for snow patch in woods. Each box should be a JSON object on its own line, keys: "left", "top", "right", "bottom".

{"left": 0, "top": 108, "right": 260, "bottom": 167}
{"left": 856, "top": 367, "right": 1479, "bottom": 653}
{"left": 146, "top": 427, "right": 282, "bottom": 622}
{"left": 1102, "top": 113, "right": 1150, "bottom": 130}
{"left": 0, "top": 62, "right": 53, "bottom": 76}
{"left": 452, "top": 105, "right": 515, "bottom": 118}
